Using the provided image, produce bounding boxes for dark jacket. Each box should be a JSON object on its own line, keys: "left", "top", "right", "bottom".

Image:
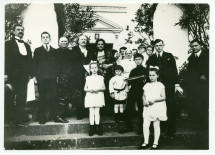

{"left": 70, "top": 46, "right": 94, "bottom": 88}
{"left": 56, "top": 48, "right": 74, "bottom": 76}
{"left": 33, "top": 45, "right": 59, "bottom": 80}
{"left": 128, "top": 65, "right": 147, "bottom": 95}
{"left": 147, "top": 51, "right": 179, "bottom": 87}
{"left": 187, "top": 49, "right": 209, "bottom": 84}
{"left": 5, "top": 39, "right": 32, "bottom": 81}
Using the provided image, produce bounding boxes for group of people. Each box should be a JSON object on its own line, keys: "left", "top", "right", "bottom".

{"left": 5, "top": 24, "right": 209, "bottom": 150}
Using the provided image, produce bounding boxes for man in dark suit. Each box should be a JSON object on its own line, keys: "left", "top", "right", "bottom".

{"left": 56, "top": 37, "right": 74, "bottom": 119}
{"left": 186, "top": 39, "right": 209, "bottom": 129}
{"left": 33, "top": 32, "right": 68, "bottom": 124}
{"left": 5, "top": 25, "right": 32, "bottom": 125}
{"left": 71, "top": 35, "right": 94, "bottom": 120}
{"left": 147, "top": 39, "right": 183, "bottom": 137}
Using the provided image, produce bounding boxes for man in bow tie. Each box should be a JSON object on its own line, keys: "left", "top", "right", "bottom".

{"left": 147, "top": 39, "right": 183, "bottom": 138}
{"left": 5, "top": 25, "right": 33, "bottom": 125}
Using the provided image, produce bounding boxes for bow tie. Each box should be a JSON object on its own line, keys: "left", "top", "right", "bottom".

{"left": 16, "top": 39, "right": 24, "bottom": 43}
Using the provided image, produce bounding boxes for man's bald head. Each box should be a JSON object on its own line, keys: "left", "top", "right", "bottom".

{"left": 59, "top": 37, "right": 69, "bottom": 49}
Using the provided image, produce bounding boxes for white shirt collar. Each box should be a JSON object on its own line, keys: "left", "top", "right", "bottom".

{"left": 15, "top": 36, "right": 22, "bottom": 40}
{"left": 15, "top": 36, "right": 27, "bottom": 55}
{"left": 79, "top": 45, "right": 88, "bottom": 56}
{"left": 156, "top": 51, "right": 163, "bottom": 57}
{"left": 195, "top": 50, "right": 202, "bottom": 57}
{"left": 43, "top": 44, "right": 50, "bottom": 51}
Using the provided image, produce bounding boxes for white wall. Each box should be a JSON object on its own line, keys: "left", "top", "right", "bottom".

{"left": 22, "top": 4, "right": 59, "bottom": 52}
{"left": 153, "top": 4, "right": 189, "bottom": 68}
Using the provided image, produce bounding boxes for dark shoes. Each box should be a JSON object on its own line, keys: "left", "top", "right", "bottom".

{"left": 77, "top": 116, "right": 83, "bottom": 120}
{"left": 55, "top": 116, "right": 69, "bottom": 123}
{"left": 149, "top": 144, "right": 159, "bottom": 150}
{"left": 95, "top": 125, "right": 103, "bottom": 136}
{"left": 89, "top": 125, "right": 94, "bottom": 136}
{"left": 138, "top": 143, "right": 150, "bottom": 150}
{"left": 139, "top": 143, "right": 159, "bottom": 150}
{"left": 16, "top": 121, "right": 28, "bottom": 126}
{"left": 89, "top": 125, "right": 103, "bottom": 136}
{"left": 39, "top": 119, "right": 46, "bottom": 125}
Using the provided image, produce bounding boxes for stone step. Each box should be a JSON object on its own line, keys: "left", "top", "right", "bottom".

{"left": 5, "top": 117, "right": 197, "bottom": 137}
{"left": 4, "top": 131, "right": 208, "bottom": 150}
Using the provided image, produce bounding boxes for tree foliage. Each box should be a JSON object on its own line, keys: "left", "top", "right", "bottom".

{"left": 5, "top": 3, "right": 95, "bottom": 41}
{"left": 133, "top": 3, "right": 158, "bottom": 43}
{"left": 5, "top": 3, "right": 30, "bottom": 40}
{"left": 175, "top": 4, "right": 209, "bottom": 49}
{"left": 63, "top": 4, "right": 95, "bottom": 40}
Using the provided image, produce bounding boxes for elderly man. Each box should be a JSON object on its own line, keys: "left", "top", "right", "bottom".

{"left": 5, "top": 25, "right": 32, "bottom": 125}
{"left": 56, "top": 37, "right": 74, "bottom": 120}
{"left": 71, "top": 35, "right": 94, "bottom": 120}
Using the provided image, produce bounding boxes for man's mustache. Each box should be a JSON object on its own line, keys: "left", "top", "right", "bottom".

{"left": 18, "top": 32, "right": 23, "bottom": 35}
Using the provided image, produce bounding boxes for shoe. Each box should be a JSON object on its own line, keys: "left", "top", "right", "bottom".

{"left": 138, "top": 143, "right": 150, "bottom": 150}
{"left": 55, "top": 116, "right": 69, "bottom": 123}
{"left": 39, "top": 119, "right": 46, "bottom": 125}
{"left": 150, "top": 144, "right": 159, "bottom": 150}
{"left": 95, "top": 125, "right": 103, "bottom": 136}
{"left": 114, "top": 113, "right": 119, "bottom": 123}
{"left": 119, "top": 113, "right": 125, "bottom": 122}
{"left": 89, "top": 125, "right": 94, "bottom": 136}
{"left": 77, "top": 116, "right": 83, "bottom": 120}
{"left": 17, "top": 121, "right": 28, "bottom": 126}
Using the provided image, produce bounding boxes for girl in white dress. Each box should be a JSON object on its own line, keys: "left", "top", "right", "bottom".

{"left": 84, "top": 61, "right": 105, "bottom": 136}
{"left": 140, "top": 66, "right": 167, "bottom": 150}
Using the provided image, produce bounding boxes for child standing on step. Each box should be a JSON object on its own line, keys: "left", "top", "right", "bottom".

{"left": 109, "top": 65, "right": 128, "bottom": 124}
{"left": 84, "top": 61, "right": 105, "bottom": 136}
{"left": 140, "top": 66, "right": 167, "bottom": 150}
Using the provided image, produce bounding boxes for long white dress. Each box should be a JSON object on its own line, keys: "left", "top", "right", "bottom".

{"left": 84, "top": 75, "right": 105, "bottom": 108}
{"left": 143, "top": 82, "right": 167, "bottom": 121}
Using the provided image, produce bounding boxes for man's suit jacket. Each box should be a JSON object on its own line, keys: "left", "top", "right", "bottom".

{"left": 187, "top": 49, "right": 209, "bottom": 83}
{"left": 5, "top": 39, "right": 32, "bottom": 81}
{"left": 33, "top": 45, "right": 59, "bottom": 80}
{"left": 71, "top": 46, "right": 94, "bottom": 89}
{"left": 147, "top": 51, "right": 179, "bottom": 87}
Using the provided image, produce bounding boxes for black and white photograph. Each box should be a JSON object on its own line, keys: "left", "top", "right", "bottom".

{"left": 1, "top": 0, "right": 214, "bottom": 152}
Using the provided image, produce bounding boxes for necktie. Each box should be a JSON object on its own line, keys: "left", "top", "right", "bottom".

{"left": 45, "top": 45, "right": 49, "bottom": 51}
{"left": 195, "top": 53, "right": 198, "bottom": 58}
{"left": 157, "top": 53, "right": 162, "bottom": 65}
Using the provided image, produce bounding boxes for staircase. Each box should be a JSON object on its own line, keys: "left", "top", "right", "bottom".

{"left": 4, "top": 117, "right": 208, "bottom": 150}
